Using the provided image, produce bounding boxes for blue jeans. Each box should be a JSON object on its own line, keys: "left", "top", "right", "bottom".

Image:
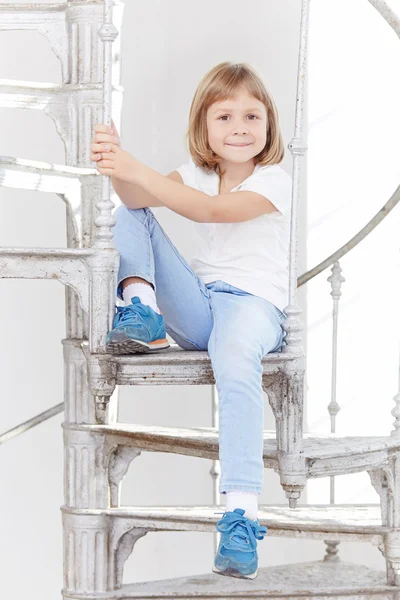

{"left": 112, "top": 205, "right": 287, "bottom": 495}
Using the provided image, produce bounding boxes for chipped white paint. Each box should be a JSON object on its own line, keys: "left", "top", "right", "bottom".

{"left": 1, "top": 0, "right": 400, "bottom": 599}
{"left": 60, "top": 560, "right": 400, "bottom": 599}
{"left": 0, "top": 80, "right": 123, "bottom": 166}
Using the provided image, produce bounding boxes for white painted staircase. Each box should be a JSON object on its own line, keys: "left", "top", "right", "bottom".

{"left": 1, "top": 1, "right": 400, "bottom": 599}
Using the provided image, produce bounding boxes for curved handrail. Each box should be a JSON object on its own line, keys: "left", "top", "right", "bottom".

{"left": 298, "top": 183, "right": 400, "bottom": 287}
{"left": 0, "top": 403, "right": 63, "bottom": 445}
{"left": 298, "top": 0, "right": 400, "bottom": 287}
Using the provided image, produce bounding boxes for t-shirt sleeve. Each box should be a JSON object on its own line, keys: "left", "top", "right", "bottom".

{"left": 175, "top": 163, "right": 191, "bottom": 185}
{"left": 175, "top": 156, "right": 197, "bottom": 188}
{"left": 238, "top": 167, "right": 292, "bottom": 217}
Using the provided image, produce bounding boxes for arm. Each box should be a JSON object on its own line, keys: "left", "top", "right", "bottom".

{"left": 136, "top": 162, "right": 279, "bottom": 223}
{"left": 91, "top": 123, "right": 241, "bottom": 219}
{"left": 208, "top": 191, "right": 279, "bottom": 222}
{"left": 97, "top": 145, "right": 278, "bottom": 222}
{"left": 111, "top": 170, "right": 183, "bottom": 209}
{"left": 136, "top": 163, "right": 215, "bottom": 222}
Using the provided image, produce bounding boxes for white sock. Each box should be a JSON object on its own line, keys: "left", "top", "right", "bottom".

{"left": 122, "top": 282, "right": 160, "bottom": 314}
{"left": 225, "top": 491, "right": 259, "bottom": 521}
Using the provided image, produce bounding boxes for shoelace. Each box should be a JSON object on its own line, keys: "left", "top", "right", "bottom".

{"left": 214, "top": 510, "right": 268, "bottom": 551}
{"left": 114, "top": 300, "right": 150, "bottom": 325}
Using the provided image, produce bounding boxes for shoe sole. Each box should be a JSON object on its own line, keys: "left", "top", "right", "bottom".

{"left": 212, "top": 565, "right": 257, "bottom": 580}
{"left": 106, "top": 337, "right": 170, "bottom": 355}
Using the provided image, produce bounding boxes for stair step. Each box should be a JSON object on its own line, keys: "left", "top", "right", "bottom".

{"left": 0, "top": 154, "right": 96, "bottom": 189}
{"left": 81, "top": 341, "right": 303, "bottom": 386}
{"left": 0, "top": 247, "right": 93, "bottom": 257}
{"left": 0, "top": 247, "right": 95, "bottom": 313}
{"left": 70, "top": 422, "right": 400, "bottom": 478}
{"left": 64, "top": 504, "right": 387, "bottom": 541}
{"left": 69, "top": 561, "right": 395, "bottom": 599}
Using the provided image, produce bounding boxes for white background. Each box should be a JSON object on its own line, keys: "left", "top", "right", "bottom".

{"left": 0, "top": 0, "right": 399, "bottom": 597}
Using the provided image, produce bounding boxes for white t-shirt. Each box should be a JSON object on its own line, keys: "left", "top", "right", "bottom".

{"left": 175, "top": 156, "right": 292, "bottom": 312}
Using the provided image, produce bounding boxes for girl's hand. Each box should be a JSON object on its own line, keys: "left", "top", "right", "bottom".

{"left": 95, "top": 144, "right": 138, "bottom": 183}
{"left": 91, "top": 120, "right": 139, "bottom": 183}
{"left": 90, "top": 119, "right": 121, "bottom": 161}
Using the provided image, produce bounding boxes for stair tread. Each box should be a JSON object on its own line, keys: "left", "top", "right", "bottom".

{"left": 111, "top": 343, "right": 296, "bottom": 364}
{"left": 75, "top": 422, "right": 400, "bottom": 459}
{"left": 65, "top": 504, "right": 387, "bottom": 535}
{"left": 78, "top": 341, "right": 304, "bottom": 387}
{"left": 0, "top": 153, "right": 96, "bottom": 178}
{"left": 101, "top": 561, "right": 393, "bottom": 598}
{"left": 81, "top": 341, "right": 303, "bottom": 389}
{"left": 0, "top": 247, "right": 93, "bottom": 258}
{"left": 0, "top": 3, "right": 67, "bottom": 12}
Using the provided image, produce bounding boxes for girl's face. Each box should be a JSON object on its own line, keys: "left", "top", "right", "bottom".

{"left": 206, "top": 91, "right": 267, "bottom": 168}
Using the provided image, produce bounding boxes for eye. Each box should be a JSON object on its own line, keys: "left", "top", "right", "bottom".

{"left": 218, "top": 114, "right": 258, "bottom": 121}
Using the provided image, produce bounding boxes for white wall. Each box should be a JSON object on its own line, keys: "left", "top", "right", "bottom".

{"left": 2, "top": 0, "right": 395, "bottom": 597}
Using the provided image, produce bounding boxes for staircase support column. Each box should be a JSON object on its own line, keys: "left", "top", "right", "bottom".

{"left": 62, "top": 510, "right": 148, "bottom": 599}
{"left": 263, "top": 362, "right": 307, "bottom": 507}
{"left": 369, "top": 454, "right": 400, "bottom": 585}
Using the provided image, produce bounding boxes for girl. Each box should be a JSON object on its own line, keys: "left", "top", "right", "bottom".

{"left": 91, "top": 61, "right": 292, "bottom": 580}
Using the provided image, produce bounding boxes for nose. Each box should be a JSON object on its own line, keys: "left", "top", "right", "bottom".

{"left": 232, "top": 121, "right": 249, "bottom": 135}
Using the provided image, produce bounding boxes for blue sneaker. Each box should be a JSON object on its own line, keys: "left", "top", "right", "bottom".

{"left": 212, "top": 508, "right": 268, "bottom": 580}
{"left": 106, "top": 296, "right": 170, "bottom": 354}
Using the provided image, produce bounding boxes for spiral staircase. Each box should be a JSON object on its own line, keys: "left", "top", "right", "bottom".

{"left": 1, "top": 1, "right": 400, "bottom": 598}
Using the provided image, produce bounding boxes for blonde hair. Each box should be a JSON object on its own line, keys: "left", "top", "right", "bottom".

{"left": 185, "top": 61, "right": 285, "bottom": 175}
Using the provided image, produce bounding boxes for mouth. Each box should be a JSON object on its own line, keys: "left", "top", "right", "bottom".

{"left": 226, "top": 143, "right": 252, "bottom": 147}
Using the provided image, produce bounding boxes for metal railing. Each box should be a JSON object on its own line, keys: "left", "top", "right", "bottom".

{"left": 2, "top": 181, "right": 399, "bottom": 446}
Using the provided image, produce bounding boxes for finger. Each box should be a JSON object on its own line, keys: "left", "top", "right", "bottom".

{"left": 93, "top": 133, "right": 120, "bottom": 145}
{"left": 94, "top": 123, "right": 115, "bottom": 134}
{"left": 97, "top": 167, "right": 114, "bottom": 176}
{"left": 97, "top": 159, "right": 115, "bottom": 168}
{"left": 90, "top": 143, "right": 110, "bottom": 155}
{"left": 98, "top": 149, "right": 117, "bottom": 161}
{"left": 91, "top": 152, "right": 110, "bottom": 161}
{"left": 91, "top": 142, "right": 116, "bottom": 153}
{"left": 93, "top": 124, "right": 111, "bottom": 134}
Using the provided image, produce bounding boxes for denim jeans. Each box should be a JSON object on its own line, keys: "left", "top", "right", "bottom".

{"left": 112, "top": 204, "right": 287, "bottom": 495}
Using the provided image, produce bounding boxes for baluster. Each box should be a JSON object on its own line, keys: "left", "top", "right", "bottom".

{"left": 390, "top": 347, "right": 400, "bottom": 437}
{"left": 210, "top": 385, "right": 221, "bottom": 555}
{"left": 88, "top": 0, "right": 120, "bottom": 359}
{"left": 323, "top": 260, "right": 345, "bottom": 561}
{"left": 94, "top": 0, "right": 118, "bottom": 250}
{"left": 283, "top": 0, "right": 310, "bottom": 356}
